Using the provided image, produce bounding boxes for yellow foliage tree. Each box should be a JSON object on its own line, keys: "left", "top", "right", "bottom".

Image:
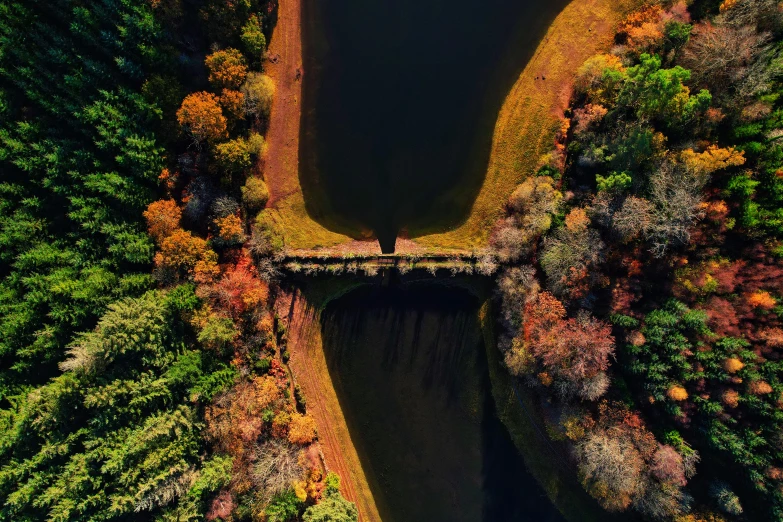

{"left": 288, "top": 413, "right": 318, "bottom": 445}
{"left": 667, "top": 385, "right": 689, "bottom": 401}
{"left": 205, "top": 48, "right": 248, "bottom": 89}
{"left": 723, "top": 357, "right": 745, "bottom": 374}
{"left": 681, "top": 146, "right": 746, "bottom": 176}
{"left": 748, "top": 290, "right": 776, "bottom": 309}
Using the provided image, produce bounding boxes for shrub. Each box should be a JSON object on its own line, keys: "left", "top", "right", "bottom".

{"left": 242, "top": 177, "right": 270, "bottom": 212}
{"left": 250, "top": 210, "right": 285, "bottom": 258}
{"left": 247, "top": 132, "right": 267, "bottom": 156}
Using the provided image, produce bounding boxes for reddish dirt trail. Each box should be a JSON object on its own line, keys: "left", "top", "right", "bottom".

{"left": 263, "top": 0, "right": 303, "bottom": 204}
{"left": 279, "top": 291, "right": 382, "bottom": 522}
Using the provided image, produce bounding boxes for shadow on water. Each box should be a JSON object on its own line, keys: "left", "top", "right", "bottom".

{"left": 300, "top": 0, "right": 571, "bottom": 252}
{"left": 320, "top": 283, "right": 565, "bottom": 522}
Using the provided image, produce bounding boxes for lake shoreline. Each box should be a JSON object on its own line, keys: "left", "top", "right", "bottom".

{"left": 412, "top": 0, "right": 634, "bottom": 250}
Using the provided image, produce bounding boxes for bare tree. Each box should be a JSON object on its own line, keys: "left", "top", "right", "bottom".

{"left": 633, "top": 478, "right": 691, "bottom": 520}
{"left": 540, "top": 224, "right": 604, "bottom": 296}
{"left": 252, "top": 439, "right": 304, "bottom": 504}
{"left": 681, "top": 22, "right": 773, "bottom": 105}
{"left": 645, "top": 162, "right": 705, "bottom": 257}
{"left": 613, "top": 196, "right": 654, "bottom": 242}
{"left": 490, "top": 220, "right": 529, "bottom": 263}
{"left": 715, "top": 0, "right": 782, "bottom": 32}
{"left": 496, "top": 265, "right": 539, "bottom": 331}
{"left": 576, "top": 431, "right": 645, "bottom": 511}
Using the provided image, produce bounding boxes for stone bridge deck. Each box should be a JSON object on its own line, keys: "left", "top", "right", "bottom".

{"left": 280, "top": 247, "right": 488, "bottom": 276}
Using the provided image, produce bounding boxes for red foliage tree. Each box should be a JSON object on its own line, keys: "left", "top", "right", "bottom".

{"left": 524, "top": 292, "right": 615, "bottom": 382}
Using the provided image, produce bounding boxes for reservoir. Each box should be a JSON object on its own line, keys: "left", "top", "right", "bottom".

{"left": 300, "top": 0, "right": 570, "bottom": 251}
{"left": 320, "top": 283, "right": 566, "bottom": 522}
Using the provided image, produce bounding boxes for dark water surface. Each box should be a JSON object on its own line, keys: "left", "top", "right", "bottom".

{"left": 301, "top": 0, "right": 569, "bottom": 251}
{"left": 320, "top": 284, "right": 565, "bottom": 522}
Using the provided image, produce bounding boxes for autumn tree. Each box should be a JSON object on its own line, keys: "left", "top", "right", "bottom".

{"left": 242, "top": 177, "right": 270, "bottom": 212}
{"left": 219, "top": 88, "right": 245, "bottom": 119}
{"left": 177, "top": 92, "right": 228, "bottom": 143}
{"left": 288, "top": 413, "right": 317, "bottom": 445}
{"left": 144, "top": 199, "right": 182, "bottom": 243}
{"left": 242, "top": 72, "right": 275, "bottom": 120}
{"left": 214, "top": 137, "right": 252, "bottom": 175}
{"left": 154, "top": 229, "right": 219, "bottom": 283}
{"left": 205, "top": 48, "right": 248, "bottom": 89}
{"left": 541, "top": 208, "right": 605, "bottom": 297}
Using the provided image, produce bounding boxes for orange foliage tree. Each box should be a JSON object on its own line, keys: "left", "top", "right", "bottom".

{"left": 154, "top": 228, "right": 219, "bottom": 282}
{"left": 524, "top": 292, "right": 615, "bottom": 383}
{"left": 198, "top": 254, "right": 269, "bottom": 319}
{"left": 143, "top": 199, "right": 182, "bottom": 243}
{"left": 177, "top": 92, "right": 228, "bottom": 142}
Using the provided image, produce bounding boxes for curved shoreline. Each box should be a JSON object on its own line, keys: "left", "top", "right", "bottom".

{"left": 413, "top": 0, "right": 633, "bottom": 250}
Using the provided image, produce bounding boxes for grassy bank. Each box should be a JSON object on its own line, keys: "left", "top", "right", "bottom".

{"left": 267, "top": 0, "right": 631, "bottom": 254}
{"left": 414, "top": 0, "right": 633, "bottom": 250}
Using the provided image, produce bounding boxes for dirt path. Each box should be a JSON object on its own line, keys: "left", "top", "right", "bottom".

{"left": 278, "top": 290, "right": 382, "bottom": 522}
{"left": 263, "top": 0, "right": 301, "bottom": 203}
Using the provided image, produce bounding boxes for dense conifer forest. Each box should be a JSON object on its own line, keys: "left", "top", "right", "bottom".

{"left": 0, "top": 1, "right": 352, "bottom": 520}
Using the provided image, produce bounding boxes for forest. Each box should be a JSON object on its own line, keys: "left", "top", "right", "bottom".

{"left": 2, "top": 0, "right": 783, "bottom": 521}
{"left": 0, "top": 0, "right": 353, "bottom": 520}
{"left": 491, "top": 0, "right": 783, "bottom": 520}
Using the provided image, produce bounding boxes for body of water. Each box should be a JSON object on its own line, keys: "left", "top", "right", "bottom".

{"left": 320, "top": 284, "right": 565, "bottom": 522}
{"left": 301, "top": 0, "right": 569, "bottom": 251}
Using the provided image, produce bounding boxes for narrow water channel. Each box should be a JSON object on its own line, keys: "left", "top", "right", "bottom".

{"left": 320, "top": 283, "right": 565, "bottom": 522}
{"left": 301, "top": 0, "right": 569, "bottom": 251}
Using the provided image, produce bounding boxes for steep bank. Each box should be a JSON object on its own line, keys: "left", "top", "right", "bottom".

{"left": 278, "top": 289, "right": 382, "bottom": 522}
{"left": 413, "top": 0, "right": 633, "bottom": 250}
